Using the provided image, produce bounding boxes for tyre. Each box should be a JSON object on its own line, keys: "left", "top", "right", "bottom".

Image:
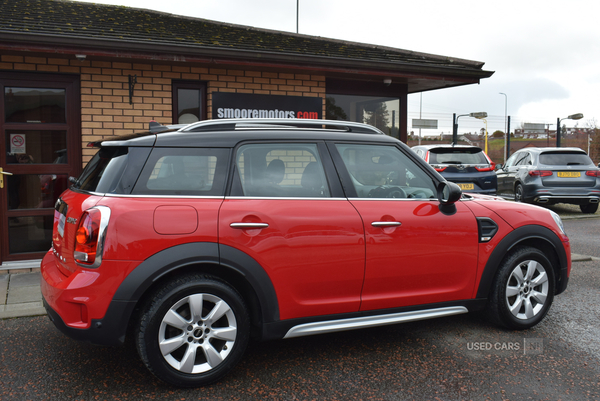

{"left": 514, "top": 183, "right": 524, "bottom": 203}
{"left": 487, "top": 246, "right": 555, "bottom": 330}
{"left": 580, "top": 203, "right": 599, "bottom": 214}
{"left": 136, "top": 275, "right": 249, "bottom": 387}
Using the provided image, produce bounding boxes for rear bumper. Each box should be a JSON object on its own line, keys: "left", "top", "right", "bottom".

{"left": 43, "top": 296, "right": 134, "bottom": 346}
{"left": 40, "top": 249, "right": 138, "bottom": 346}
{"left": 532, "top": 195, "right": 600, "bottom": 205}
{"left": 441, "top": 172, "right": 497, "bottom": 195}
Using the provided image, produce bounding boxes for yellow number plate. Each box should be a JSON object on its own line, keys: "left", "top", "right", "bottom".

{"left": 457, "top": 183, "right": 474, "bottom": 190}
{"left": 557, "top": 171, "right": 581, "bottom": 178}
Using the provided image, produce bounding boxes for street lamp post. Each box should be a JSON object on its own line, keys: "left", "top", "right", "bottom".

{"left": 499, "top": 93, "right": 507, "bottom": 163}
{"left": 474, "top": 117, "right": 488, "bottom": 153}
{"left": 453, "top": 112, "right": 487, "bottom": 144}
{"left": 556, "top": 113, "right": 584, "bottom": 147}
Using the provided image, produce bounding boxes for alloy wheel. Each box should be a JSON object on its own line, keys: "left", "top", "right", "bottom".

{"left": 159, "top": 293, "right": 238, "bottom": 374}
{"left": 505, "top": 260, "right": 549, "bottom": 320}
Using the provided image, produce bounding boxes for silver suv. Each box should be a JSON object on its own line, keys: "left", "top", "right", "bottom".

{"left": 496, "top": 147, "right": 600, "bottom": 213}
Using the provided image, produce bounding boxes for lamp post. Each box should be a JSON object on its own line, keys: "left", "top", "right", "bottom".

{"left": 453, "top": 112, "right": 487, "bottom": 144}
{"left": 499, "top": 93, "right": 507, "bottom": 163}
{"left": 474, "top": 117, "right": 488, "bottom": 153}
{"left": 556, "top": 113, "right": 583, "bottom": 147}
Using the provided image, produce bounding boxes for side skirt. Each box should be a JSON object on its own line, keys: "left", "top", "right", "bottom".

{"left": 283, "top": 306, "right": 468, "bottom": 339}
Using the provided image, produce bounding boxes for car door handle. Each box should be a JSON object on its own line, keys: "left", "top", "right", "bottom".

{"left": 371, "top": 221, "right": 402, "bottom": 227}
{"left": 230, "top": 222, "right": 269, "bottom": 229}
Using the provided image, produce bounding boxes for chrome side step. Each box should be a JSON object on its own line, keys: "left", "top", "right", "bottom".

{"left": 283, "top": 306, "right": 468, "bottom": 339}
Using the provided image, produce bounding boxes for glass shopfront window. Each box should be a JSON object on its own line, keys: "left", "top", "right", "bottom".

{"left": 326, "top": 94, "right": 400, "bottom": 137}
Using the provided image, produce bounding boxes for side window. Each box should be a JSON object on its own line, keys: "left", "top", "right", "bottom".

{"left": 132, "top": 148, "right": 229, "bottom": 196}
{"left": 504, "top": 152, "right": 520, "bottom": 168}
{"left": 515, "top": 152, "right": 530, "bottom": 166}
{"left": 235, "top": 143, "right": 330, "bottom": 197}
{"left": 335, "top": 143, "right": 437, "bottom": 199}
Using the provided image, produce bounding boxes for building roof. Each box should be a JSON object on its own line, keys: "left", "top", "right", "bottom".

{"left": 0, "top": 0, "right": 493, "bottom": 92}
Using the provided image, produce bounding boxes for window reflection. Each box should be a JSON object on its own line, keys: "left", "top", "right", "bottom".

{"left": 177, "top": 88, "right": 201, "bottom": 124}
{"left": 4, "top": 87, "right": 66, "bottom": 123}
{"left": 326, "top": 94, "right": 400, "bottom": 137}
{"left": 8, "top": 215, "right": 53, "bottom": 254}
{"left": 7, "top": 174, "right": 69, "bottom": 210}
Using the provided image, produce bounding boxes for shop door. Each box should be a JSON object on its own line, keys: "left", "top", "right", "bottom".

{"left": 0, "top": 72, "right": 81, "bottom": 263}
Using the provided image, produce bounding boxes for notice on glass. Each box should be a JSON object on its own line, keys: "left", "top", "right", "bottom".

{"left": 10, "top": 133, "right": 26, "bottom": 154}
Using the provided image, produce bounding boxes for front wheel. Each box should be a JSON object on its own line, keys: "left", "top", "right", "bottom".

{"left": 487, "top": 246, "right": 555, "bottom": 330}
{"left": 136, "top": 275, "right": 250, "bottom": 387}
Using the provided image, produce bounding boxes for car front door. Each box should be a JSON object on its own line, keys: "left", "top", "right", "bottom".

{"left": 330, "top": 142, "right": 479, "bottom": 311}
{"left": 497, "top": 151, "right": 525, "bottom": 195}
{"left": 218, "top": 142, "right": 365, "bottom": 320}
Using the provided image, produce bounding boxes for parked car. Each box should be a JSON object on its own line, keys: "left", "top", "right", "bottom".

{"left": 496, "top": 147, "right": 600, "bottom": 213}
{"left": 411, "top": 144, "right": 497, "bottom": 195}
{"left": 42, "top": 119, "right": 570, "bottom": 387}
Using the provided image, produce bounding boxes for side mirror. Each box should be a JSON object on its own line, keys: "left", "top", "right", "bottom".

{"left": 495, "top": 163, "right": 503, "bottom": 171}
{"left": 437, "top": 181, "right": 462, "bottom": 205}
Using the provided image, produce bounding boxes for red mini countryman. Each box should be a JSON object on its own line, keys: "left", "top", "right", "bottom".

{"left": 41, "top": 119, "right": 571, "bottom": 387}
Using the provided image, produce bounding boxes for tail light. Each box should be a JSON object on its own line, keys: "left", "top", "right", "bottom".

{"left": 586, "top": 170, "right": 600, "bottom": 177}
{"left": 74, "top": 206, "right": 111, "bottom": 268}
{"left": 475, "top": 165, "right": 494, "bottom": 172}
{"left": 528, "top": 170, "right": 553, "bottom": 177}
{"left": 434, "top": 166, "right": 447, "bottom": 172}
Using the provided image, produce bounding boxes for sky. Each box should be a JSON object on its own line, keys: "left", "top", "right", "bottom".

{"left": 74, "top": 0, "right": 600, "bottom": 136}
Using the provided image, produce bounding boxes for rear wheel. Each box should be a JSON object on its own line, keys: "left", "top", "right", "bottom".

{"left": 514, "top": 183, "right": 524, "bottom": 203}
{"left": 580, "top": 203, "right": 599, "bottom": 214}
{"left": 136, "top": 275, "right": 249, "bottom": 387}
{"left": 487, "top": 246, "right": 555, "bottom": 330}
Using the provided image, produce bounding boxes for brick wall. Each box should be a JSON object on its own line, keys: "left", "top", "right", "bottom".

{"left": 1, "top": 55, "right": 327, "bottom": 165}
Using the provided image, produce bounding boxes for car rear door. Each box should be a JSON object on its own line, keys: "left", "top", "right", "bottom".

{"left": 329, "top": 142, "right": 479, "bottom": 311}
{"left": 218, "top": 142, "right": 365, "bottom": 320}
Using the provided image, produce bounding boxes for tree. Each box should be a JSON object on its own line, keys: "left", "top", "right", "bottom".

{"left": 325, "top": 97, "right": 348, "bottom": 121}
{"left": 586, "top": 119, "right": 600, "bottom": 164}
{"left": 492, "top": 130, "right": 504, "bottom": 138}
{"left": 363, "top": 101, "right": 390, "bottom": 133}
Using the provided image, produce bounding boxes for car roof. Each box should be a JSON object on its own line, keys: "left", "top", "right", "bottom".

{"left": 92, "top": 119, "right": 398, "bottom": 148}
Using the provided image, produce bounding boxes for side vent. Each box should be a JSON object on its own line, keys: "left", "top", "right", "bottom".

{"left": 477, "top": 217, "right": 498, "bottom": 243}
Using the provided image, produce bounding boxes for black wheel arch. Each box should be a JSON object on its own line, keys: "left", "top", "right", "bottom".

{"left": 113, "top": 242, "right": 279, "bottom": 344}
{"left": 476, "top": 224, "right": 569, "bottom": 299}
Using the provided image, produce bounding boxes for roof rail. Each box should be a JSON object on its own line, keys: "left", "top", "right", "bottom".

{"left": 177, "top": 118, "right": 385, "bottom": 135}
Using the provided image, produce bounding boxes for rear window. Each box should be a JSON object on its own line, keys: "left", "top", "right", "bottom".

{"left": 73, "top": 147, "right": 144, "bottom": 194}
{"left": 539, "top": 151, "right": 592, "bottom": 166}
{"left": 132, "top": 147, "right": 229, "bottom": 196}
{"left": 428, "top": 148, "right": 488, "bottom": 165}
